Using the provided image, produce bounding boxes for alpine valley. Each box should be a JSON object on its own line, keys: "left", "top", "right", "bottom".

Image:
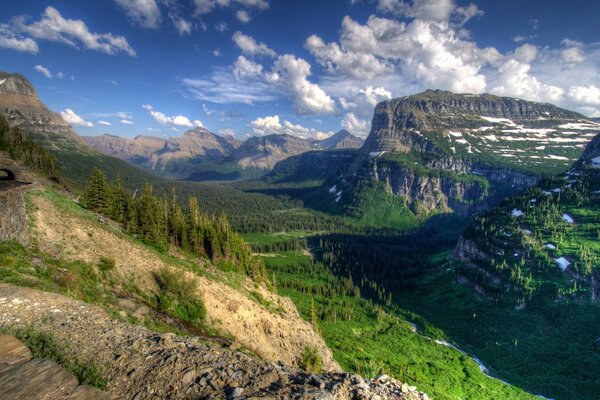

{"left": 1, "top": 3, "right": 600, "bottom": 399}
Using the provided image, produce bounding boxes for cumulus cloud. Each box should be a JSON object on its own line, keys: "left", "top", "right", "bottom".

{"left": 569, "top": 85, "right": 600, "bottom": 106}
{"left": 266, "top": 54, "right": 337, "bottom": 115}
{"left": 0, "top": 24, "right": 38, "bottom": 53}
{"left": 114, "top": 0, "right": 162, "bottom": 28}
{"left": 12, "top": 6, "right": 136, "bottom": 56}
{"left": 61, "top": 109, "right": 94, "bottom": 127}
{"left": 250, "top": 115, "right": 332, "bottom": 139}
{"left": 236, "top": 10, "right": 252, "bottom": 23}
{"left": 233, "top": 55, "right": 264, "bottom": 80}
{"left": 341, "top": 112, "right": 370, "bottom": 136}
{"left": 340, "top": 85, "right": 392, "bottom": 119}
{"left": 34, "top": 65, "right": 52, "bottom": 78}
{"left": 143, "top": 104, "right": 203, "bottom": 128}
{"left": 305, "top": 34, "right": 391, "bottom": 80}
{"left": 232, "top": 31, "right": 276, "bottom": 57}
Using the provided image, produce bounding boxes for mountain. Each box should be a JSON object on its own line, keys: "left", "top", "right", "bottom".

{"left": 317, "top": 129, "right": 364, "bottom": 149}
{"left": 0, "top": 71, "right": 164, "bottom": 189}
{"left": 233, "top": 133, "right": 317, "bottom": 170}
{"left": 266, "top": 90, "right": 600, "bottom": 226}
{"left": 454, "top": 132, "right": 600, "bottom": 305}
{"left": 0, "top": 71, "right": 90, "bottom": 152}
{"left": 362, "top": 89, "right": 598, "bottom": 174}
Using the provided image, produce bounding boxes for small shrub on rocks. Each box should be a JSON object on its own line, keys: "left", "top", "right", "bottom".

{"left": 298, "top": 346, "right": 323, "bottom": 374}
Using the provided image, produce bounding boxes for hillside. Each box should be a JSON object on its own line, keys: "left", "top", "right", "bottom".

{"left": 454, "top": 132, "right": 600, "bottom": 305}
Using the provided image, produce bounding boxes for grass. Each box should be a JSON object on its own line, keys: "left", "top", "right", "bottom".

{"left": 0, "top": 325, "right": 108, "bottom": 389}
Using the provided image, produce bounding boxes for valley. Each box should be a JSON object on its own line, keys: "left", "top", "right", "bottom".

{"left": 1, "top": 70, "right": 600, "bottom": 400}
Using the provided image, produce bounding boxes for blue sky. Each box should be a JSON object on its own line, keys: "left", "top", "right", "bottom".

{"left": 1, "top": 0, "right": 599, "bottom": 140}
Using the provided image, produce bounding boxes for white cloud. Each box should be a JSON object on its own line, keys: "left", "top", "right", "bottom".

{"left": 114, "top": 0, "right": 162, "bottom": 29}
{"left": 34, "top": 64, "right": 52, "bottom": 78}
{"left": 341, "top": 112, "right": 369, "bottom": 136}
{"left": 212, "top": 49, "right": 222, "bottom": 57}
{"left": 378, "top": 0, "right": 456, "bottom": 22}
{"left": 250, "top": 115, "right": 332, "bottom": 139}
{"left": 491, "top": 58, "right": 564, "bottom": 103}
{"left": 305, "top": 34, "right": 391, "bottom": 80}
{"left": 61, "top": 109, "right": 94, "bottom": 127}
{"left": 194, "top": 0, "right": 268, "bottom": 15}
{"left": 144, "top": 104, "right": 203, "bottom": 128}
{"left": 13, "top": 6, "right": 136, "bottom": 56}
{"left": 236, "top": 10, "right": 252, "bottom": 23}
{"left": 169, "top": 13, "right": 192, "bottom": 36}
{"left": 56, "top": 72, "right": 65, "bottom": 79}
{"left": 97, "top": 120, "right": 112, "bottom": 126}
{"left": 232, "top": 31, "right": 276, "bottom": 57}
{"left": 561, "top": 47, "right": 585, "bottom": 65}
{"left": 569, "top": 85, "right": 600, "bottom": 105}
{"left": 182, "top": 69, "right": 279, "bottom": 105}
{"left": 233, "top": 55, "right": 264, "bottom": 80}
{"left": 340, "top": 85, "right": 392, "bottom": 119}
{"left": 0, "top": 24, "right": 38, "bottom": 53}
{"left": 120, "top": 119, "right": 134, "bottom": 124}
{"left": 266, "top": 54, "right": 337, "bottom": 115}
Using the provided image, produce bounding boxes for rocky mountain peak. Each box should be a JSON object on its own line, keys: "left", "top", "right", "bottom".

{"left": 0, "top": 72, "right": 38, "bottom": 98}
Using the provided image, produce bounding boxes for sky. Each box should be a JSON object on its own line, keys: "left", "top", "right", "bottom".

{"left": 0, "top": 0, "right": 599, "bottom": 140}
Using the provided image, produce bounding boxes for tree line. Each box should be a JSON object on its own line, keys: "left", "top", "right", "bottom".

{"left": 0, "top": 115, "right": 60, "bottom": 180}
{"left": 83, "top": 167, "right": 267, "bottom": 282}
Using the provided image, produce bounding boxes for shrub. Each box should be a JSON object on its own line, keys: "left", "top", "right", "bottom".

{"left": 154, "top": 267, "right": 206, "bottom": 328}
{"left": 298, "top": 346, "right": 323, "bottom": 373}
{"left": 97, "top": 257, "right": 115, "bottom": 272}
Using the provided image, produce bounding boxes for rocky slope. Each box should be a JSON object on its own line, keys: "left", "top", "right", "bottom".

{"left": 453, "top": 132, "right": 600, "bottom": 304}
{"left": 0, "top": 284, "right": 429, "bottom": 400}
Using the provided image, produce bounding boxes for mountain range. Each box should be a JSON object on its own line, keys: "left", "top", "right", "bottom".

{"left": 84, "top": 127, "right": 363, "bottom": 180}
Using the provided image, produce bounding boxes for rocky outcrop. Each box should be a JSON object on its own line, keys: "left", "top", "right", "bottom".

{"left": 0, "top": 334, "right": 116, "bottom": 400}
{"left": 578, "top": 132, "right": 600, "bottom": 164}
{"left": 0, "top": 284, "right": 429, "bottom": 400}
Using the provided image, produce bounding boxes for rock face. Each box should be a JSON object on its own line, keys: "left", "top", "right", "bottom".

{"left": 0, "top": 334, "right": 116, "bottom": 400}
{"left": 0, "top": 71, "right": 91, "bottom": 151}
{"left": 361, "top": 90, "right": 598, "bottom": 174}
{"left": 578, "top": 132, "right": 600, "bottom": 164}
{"left": 0, "top": 284, "right": 430, "bottom": 400}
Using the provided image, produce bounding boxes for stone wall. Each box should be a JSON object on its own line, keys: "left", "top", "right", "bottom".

{"left": 0, "top": 185, "right": 29, "bottom": 246}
